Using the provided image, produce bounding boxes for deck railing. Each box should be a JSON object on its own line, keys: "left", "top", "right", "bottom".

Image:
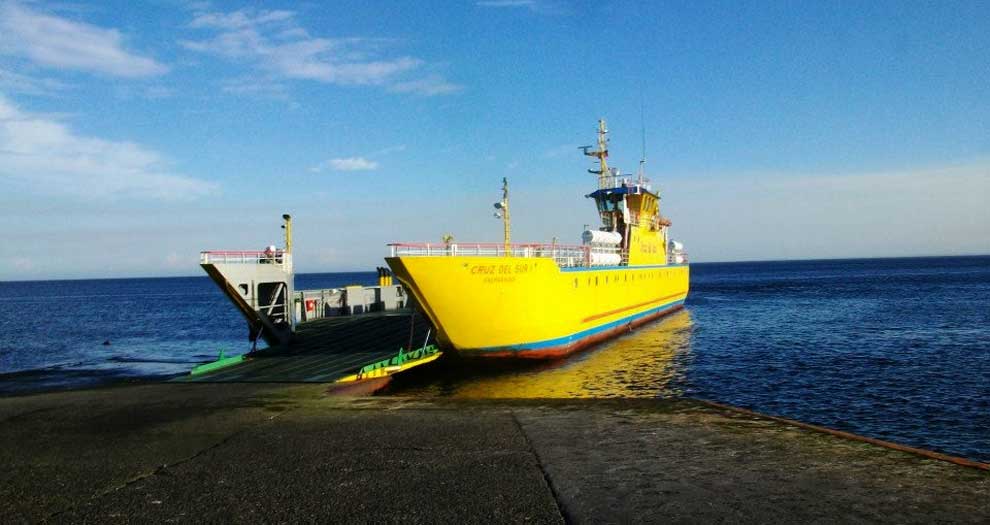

{"left": 200, "top": 250, "right": 292, "bottom": 269}
{"left": 387, "top": 242, "right": 623, "bottom": 268}
{"left": 668, "top": 251, "right": 689, "bottom": 264}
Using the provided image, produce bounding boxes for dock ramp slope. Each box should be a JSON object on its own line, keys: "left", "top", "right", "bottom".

{"left": 176, "top": 312, "right": 434, "bottom": 383}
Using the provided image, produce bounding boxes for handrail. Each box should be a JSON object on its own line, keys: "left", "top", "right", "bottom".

{"left": 388, "top": 242, "right": 591, "bottom": 250}
{"left": 202, "top": 250, "right": 270, "bottom": 255}
{"left": 387, "top": 242, "right": 623, "bottom": 268}
{"left": 200, "top": 250, "right": 292, "bottom": 269}
{"left": 668, "top": 251, "right": 689, "bottom": 264}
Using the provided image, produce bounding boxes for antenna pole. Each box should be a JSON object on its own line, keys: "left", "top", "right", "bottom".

{"left": 282, "top": 214, "right": 293, "bottom": 252}
{"left": 639, "top": 100, "right": 646, "bottom": 185}
{"left": 501, "top": 177, "right": 511, "bottom": 256}
{"left": 598, "top": 120, "right": 609, "bottom": 188}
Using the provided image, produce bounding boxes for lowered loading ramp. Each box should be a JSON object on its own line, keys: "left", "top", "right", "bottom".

{"left": 177, "top": 312, "right": 434, "bottom": 383}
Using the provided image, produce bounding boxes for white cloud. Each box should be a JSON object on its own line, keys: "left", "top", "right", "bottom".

{"left": 11, "top": 256, "right": 32, "bottom": 271}
{"left": 0, "top": 66, "right": 69, "bottom": 95}
{"left": 221, "top": 76, "right": 289, "bottom": 99}
{"left": 389, "top": 75, "right": 463, "bottom": 96}
{"left": 477, "top": 0, "right": 537, "bottom": 7}
{"left": 188, "top": 9, "right": 295, "bottom": 30}
{"left": 181, "top": 7, "right": 458, "bottom": 92}
{"left": 0, "top": 2, "right": 168, "bottom": 77}
{"left": 111, "top": 84, "right": 177, "bottom": 101}
{"left": 143, "top": 85, "right": 174, "bottom": 99}
{"left": 309, "top": 146, "right": 401, "bottom": 172}
{"left": 373, "top": 144, "right": 407, "bottom": 156}
{"left": 0, "top": 94, "right": 215, "bottom": 199}
{"left": 476, "top": 0, "right": 564, "bottom": 13}
{"left": 311, "top": 157, "right": 379, "bottom": 172}
{"left": 328, "top": 157, "right": 379, "bottom": 171}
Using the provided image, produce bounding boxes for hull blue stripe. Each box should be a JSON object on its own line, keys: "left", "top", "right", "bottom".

{"left": 470, "top": 298, "right": 685, "bottom": 353}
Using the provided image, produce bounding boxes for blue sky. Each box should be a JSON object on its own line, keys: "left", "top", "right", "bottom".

{"left": 0, "top": 0, "right": 987, "bottom": 280}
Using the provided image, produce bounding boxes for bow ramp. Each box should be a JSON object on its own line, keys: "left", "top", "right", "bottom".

{"left": 177, "top": 312, "right": 437, "bottom": 384}
{"left": 200, "top": 249, "right": 296, "bottom": 348}
{"left": 191, "top": 214, "right": 436, "bottom": 385}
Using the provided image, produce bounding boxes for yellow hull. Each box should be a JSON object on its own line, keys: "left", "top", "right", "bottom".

{"left": 386, "top": 256, "right": 689, "bottom": 358}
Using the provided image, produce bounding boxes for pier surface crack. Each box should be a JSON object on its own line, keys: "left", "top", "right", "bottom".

{"left": 511, "top": 411, "right": 571, "bottom": 524}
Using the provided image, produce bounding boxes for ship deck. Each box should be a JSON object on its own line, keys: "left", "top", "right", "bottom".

{"left": 175, "top": 311, "right": 434, "bottom": 383}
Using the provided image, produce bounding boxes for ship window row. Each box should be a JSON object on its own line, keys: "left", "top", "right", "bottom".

{"left": 572, "top": 270, "right": 678, "bottom": 288}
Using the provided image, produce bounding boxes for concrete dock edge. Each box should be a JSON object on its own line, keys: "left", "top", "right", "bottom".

{"left": 1, "top": 383, "right": 987, "bottom": 523}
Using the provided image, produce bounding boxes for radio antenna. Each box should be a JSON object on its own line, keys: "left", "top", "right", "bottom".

{"left": 638, "top": 93, "right": 646, "bottom": 185}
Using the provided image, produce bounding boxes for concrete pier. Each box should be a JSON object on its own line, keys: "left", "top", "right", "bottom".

{"left": 2, "top": 383, "right": 987, "bottom": 523}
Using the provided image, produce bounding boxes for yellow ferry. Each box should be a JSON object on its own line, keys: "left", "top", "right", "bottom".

{"left": 386, "top": 120, "right": 689, "bottom": 358}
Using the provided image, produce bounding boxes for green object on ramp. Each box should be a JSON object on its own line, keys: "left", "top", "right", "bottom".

{"left": 176, "top": 312, "right": 434, "bottom": 383}
{"left": 189, "top": 349, "right": 245, "bottom": 376}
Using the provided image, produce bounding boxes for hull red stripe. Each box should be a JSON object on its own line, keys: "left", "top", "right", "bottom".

{"left": 581, "top": 292, "right": 685, "bottom": 323}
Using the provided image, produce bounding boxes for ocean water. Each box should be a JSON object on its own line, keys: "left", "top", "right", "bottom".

{"left": 0, "top": 272, "right": 376, "bottom": 393}
{"left": 1, "top": 257, "right": 988, "bottom": 462}
{"left": 387, "top": 255, "right": 990, "bottom": 463}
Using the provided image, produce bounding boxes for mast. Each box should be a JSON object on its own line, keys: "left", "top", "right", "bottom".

{"left": 583, "top": 119, "right": 610, "bottom": 189}
{"left": 502, "top": 178, "right": 511, "bottom": 256}
{"left": 493, "top": 177, "right": 511, "bottom": 256}
{"left": 282, "top": 213, "right": 292, "bottom": 253}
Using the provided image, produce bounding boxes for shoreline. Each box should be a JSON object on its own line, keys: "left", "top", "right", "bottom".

{"left": 3, "top": 371, "right": 989, "bottom": 468}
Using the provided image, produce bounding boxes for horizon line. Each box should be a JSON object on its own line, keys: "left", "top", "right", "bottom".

{"left": 1, "top": 253, "right": 988, "bottom": 284}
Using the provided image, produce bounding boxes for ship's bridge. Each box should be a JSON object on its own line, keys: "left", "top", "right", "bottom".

{"left": 584, "top": 173, "right": 676, "bottom": 262}
{"left": 586, "top": 183, "right": 659, "bottom": 226}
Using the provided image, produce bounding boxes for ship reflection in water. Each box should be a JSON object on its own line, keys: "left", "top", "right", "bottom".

{"left": 385, "top": 310, "right": 694, "bottom": 398}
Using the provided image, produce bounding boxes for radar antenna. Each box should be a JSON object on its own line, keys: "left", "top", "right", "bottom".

{"left": 638, "top": 99, "right": 646, "bottom": 186}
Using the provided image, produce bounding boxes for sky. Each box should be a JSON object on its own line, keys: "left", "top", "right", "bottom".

{"left": 0, "top": 0, "right": 988, "bottom": 280}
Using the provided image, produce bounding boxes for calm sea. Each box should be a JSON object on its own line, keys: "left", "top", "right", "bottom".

{"left": 1, "top": 256, "right": 988, "bottom": 462}
{"left": 0, "top": 272, "right": 376, "bottom": 392}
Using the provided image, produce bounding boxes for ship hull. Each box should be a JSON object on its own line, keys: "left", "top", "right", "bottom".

{"left": 386, "top": 255, "right": 689, "bottom": 359}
